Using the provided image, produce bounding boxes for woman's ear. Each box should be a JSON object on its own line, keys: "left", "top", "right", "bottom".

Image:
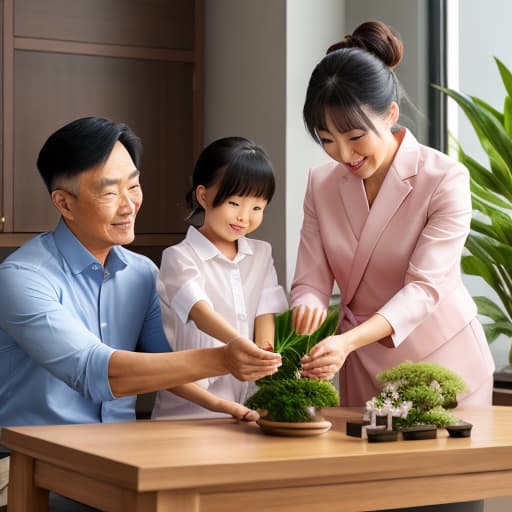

{"left": 51, "top": 190, "right": 75, "bottom": 220}
{"left": 388, "top": 101, "right": 399, "bottom": 126}
{"left": 195, "top": 185, "right": 208, "bottom": 209}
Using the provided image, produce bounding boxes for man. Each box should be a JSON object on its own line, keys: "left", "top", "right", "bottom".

{"left": 0, "top": 117, "right": 281, "bottom": 510}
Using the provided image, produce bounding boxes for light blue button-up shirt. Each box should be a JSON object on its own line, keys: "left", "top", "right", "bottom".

{"left": 0, "top": 219, "right": 170, "bottom": 427}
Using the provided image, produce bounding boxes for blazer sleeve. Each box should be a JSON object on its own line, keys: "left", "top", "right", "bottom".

{"left": 290, "top": 168, "right": 335, "bottom": 310}
{"left": 378, "top": 162, "right": 473, "bottom": 345}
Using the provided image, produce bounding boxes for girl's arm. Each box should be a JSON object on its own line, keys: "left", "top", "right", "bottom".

{"left": 168, "top": 382, "right": 259, "bottom": 421}
{"left": 188, "top": 300, "right": 241, "bottom": 343}
{"left": 254, "top": 313, "right": 275, "bottom": 350}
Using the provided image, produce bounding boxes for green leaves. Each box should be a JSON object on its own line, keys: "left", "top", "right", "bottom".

{"left": 260, "top": 306, "right": 339, "bottom": 383}
{"left": 245, "top": 307, "right": 341, "bottom": 421}
{"left": 435, "top": 58, "right": 512, "bottom": 364}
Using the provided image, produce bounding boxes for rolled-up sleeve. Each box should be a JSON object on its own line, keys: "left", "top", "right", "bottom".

{"left": 0, "top": 264, "right": 115, "bottom": 403}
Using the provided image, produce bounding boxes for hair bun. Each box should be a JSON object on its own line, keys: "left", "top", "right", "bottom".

{"left": 327, "top": 20, "right": 403, "bottom": 70}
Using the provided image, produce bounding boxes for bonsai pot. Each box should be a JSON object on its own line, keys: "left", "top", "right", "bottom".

{"left": 400, "top": 424, "right": 437, "bottom": 440}
{"left": 446, "top": 421, "right": 473, "bottom": 438}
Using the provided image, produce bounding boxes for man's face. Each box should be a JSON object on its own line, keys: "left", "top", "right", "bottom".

{"left": 58, "top": 141, "right": 143, "bottom": 264}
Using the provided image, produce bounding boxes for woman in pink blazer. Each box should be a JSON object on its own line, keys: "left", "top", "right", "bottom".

{"left": 291, "top": 21, "right": 495, "bottom": 407}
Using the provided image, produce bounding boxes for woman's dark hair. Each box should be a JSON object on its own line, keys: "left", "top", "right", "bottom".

{"left": 185, "top": 136, "right": 275, "bottom": 219}
{"left": 303, "top": 20, "right": 404, "bottom": 142}
{"left": 37, "top": 116, "right": 142, "bottom": 192}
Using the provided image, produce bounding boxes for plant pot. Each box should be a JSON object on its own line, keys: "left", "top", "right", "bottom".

{"left": 446, "top": 421, "right": 473, "bottom": 438}
{"left": 256, "top": 417, "right": 332, "bottom": 437}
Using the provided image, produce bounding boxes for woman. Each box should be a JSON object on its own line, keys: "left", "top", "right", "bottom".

{"left": 291, "top": 21, "right": 494, "bottom": 408}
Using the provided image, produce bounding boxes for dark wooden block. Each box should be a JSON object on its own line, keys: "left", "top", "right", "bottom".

{"left": 366, "top": 427, "right": 398, "bottom": 443}
{"left": 346, "top": 420, "right": 370, "bottom": 438}
{"left": 401, "top": 424, "right": 437, "bottom": 440}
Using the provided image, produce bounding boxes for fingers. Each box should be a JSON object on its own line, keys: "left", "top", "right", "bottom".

{"left": 224, "top": 337, "right": 282, "bottom": 381}
{"left": 292, "top": 305, "right": 327, "bottom": 334}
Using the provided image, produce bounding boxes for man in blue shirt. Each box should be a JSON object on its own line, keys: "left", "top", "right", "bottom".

{"left": 0, "top": 117, "right": 282, "bottom": 510}
{"left": 0, "top": 117, "right": 281, "bottom": 426}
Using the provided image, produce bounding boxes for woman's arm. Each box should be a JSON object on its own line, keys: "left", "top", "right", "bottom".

{"left": 301, "top": 313, "right": 393, "bottom": 380}
{"left": 168, "top": 383, "right": 259, "bottom": 421}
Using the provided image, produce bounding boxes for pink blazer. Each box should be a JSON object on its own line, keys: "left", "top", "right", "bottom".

{"left": 291, "top": 129, "right": 495, "bottom": 405}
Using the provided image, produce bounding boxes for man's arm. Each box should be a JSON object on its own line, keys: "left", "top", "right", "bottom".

{"left": 108, "top": 337, "right": 281, "bottom": 397}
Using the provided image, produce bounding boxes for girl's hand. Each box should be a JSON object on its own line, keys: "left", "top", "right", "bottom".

{"left": 300, "top": 334, "right": 348, "bottom": 380}
{"left": 214, "top": 399, "right": 260, "bottom": 421}
{"left": 224, "top": 336, "right": 281, "bottom": 381}
{"left": 291, "top": 305, "right": 327, "bottom": 334}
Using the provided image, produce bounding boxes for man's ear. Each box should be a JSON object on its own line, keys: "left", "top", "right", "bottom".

{"left": 51, "top": 190, "right": 75, "bottom": 220}
{"left": 195, "top": 185, "right": 208, "bottom": 209}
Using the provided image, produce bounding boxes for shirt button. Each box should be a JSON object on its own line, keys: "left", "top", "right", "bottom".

{"left": 101, "top": 322, "right": 108, "bottom": 328}
{"left": 92, "top": 264, "right": 99, "bottom": 271}
{"left": 237, "top": 314, "right": 246, "bottom": 321}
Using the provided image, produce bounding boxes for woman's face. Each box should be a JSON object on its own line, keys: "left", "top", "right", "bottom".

{"left": 316, "top": 103, "right": 399, "bottom": 183}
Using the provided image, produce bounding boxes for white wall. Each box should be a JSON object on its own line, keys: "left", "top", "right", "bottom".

{"left": 455, "top": 0, "right": 512, "bottom": 370}
{"left": 285, "top": 0, "right": 345, "bottom": 289}
{"left": 204, "top": 0, "right": 287, "bottom": 282}
{"left": 345, "top": 0, "right": 429, "bottom": 144}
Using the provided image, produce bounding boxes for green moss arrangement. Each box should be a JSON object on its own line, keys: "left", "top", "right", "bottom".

{"left": 372, "top": 361, "right": 467, "bottom": 428}
{"left": 245, "top": 307, "right": 340, "bottom": 422}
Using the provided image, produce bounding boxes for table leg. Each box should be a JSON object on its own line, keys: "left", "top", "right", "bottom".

{"left": 126, "top": 491, "right": 199, "bottom": 512}
{"left": 8, "top": 452, "right": 48, "bottom": 512}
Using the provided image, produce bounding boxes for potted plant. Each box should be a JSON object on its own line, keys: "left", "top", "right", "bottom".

{"left": 434, "top": 58, "right": 512, "bottom": 375}
{"left": 350, "top": 361, "right": 470, "bottom": 442}
{"left": 245, "top": 307, "right": 340, "bottom": 435}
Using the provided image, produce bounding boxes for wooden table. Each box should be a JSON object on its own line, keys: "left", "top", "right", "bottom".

{"left": 2, "top": 406, "right": 512, "bottom": 512}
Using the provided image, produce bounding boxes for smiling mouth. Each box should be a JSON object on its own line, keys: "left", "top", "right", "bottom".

{"left": 230, "top": 224, "right": 244, "bottom": 232}
{"left": 345, "top": 157, "right": 366, "bottom": 171}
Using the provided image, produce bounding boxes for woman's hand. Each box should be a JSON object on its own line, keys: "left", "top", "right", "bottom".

{"left": 300, "top": 334, "right": 348, "bottom": 380}
{"left": 291, "top": 305, "right": 327, "bottom": 334}
{"left": 223, "top": 336, "right": 282, "bottom": 381}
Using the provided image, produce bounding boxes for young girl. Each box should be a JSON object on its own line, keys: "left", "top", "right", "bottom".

{"left": 152, "top": 137, "right": 288, "bottom": 419}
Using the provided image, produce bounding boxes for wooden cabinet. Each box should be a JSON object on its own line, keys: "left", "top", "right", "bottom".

{"left": 1, "top": 0, "right": 203, "bottom": 260}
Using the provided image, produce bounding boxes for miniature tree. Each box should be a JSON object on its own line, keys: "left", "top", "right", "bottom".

{"left": 374, "top": 361, "right": 467, "bottom": 428}
{"left": 245, "top": 307, "right": 340, "bottom": 422}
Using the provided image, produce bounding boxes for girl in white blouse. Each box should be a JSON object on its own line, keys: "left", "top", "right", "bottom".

{"left": 152, "top": 137, "right": 289, "bottom": 419}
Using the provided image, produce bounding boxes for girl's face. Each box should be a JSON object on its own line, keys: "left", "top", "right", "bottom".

{"left": 316, "top": 103, "right": 399, "bottom": 183}
{"left": 196, "top": 184, "right": 268, "bottom": 254}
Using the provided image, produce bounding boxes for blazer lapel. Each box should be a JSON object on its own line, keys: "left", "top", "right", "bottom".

{"left": 344, "top": 129, "right": 420, "bottom": 305}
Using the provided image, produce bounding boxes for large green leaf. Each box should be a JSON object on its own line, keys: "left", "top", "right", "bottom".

{"left": 474, "top": 296, "right": 509, "bottom": 322}
{"left": 495, "top": 57, "right": 512, "bottom": 101}
{"left": 434, "top": 85, "right": 512, "bottom": 187}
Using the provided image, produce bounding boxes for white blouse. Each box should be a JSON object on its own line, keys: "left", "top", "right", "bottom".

{"left": 152, "top": 226, "right": 288, "bottom": 419}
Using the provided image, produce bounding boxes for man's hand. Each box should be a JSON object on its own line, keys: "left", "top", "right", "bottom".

{"left": 224, "top": 336, "right": 281, "bottom": 381}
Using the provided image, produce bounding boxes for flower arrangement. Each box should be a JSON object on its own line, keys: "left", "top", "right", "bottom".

{"left": 370, "top": 361, "right": 467, "bottom": 428}
{"left": 245, "top": 307, "right": 340, "bottom": 422}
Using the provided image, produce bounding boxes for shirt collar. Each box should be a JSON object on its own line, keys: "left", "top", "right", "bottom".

{"left": 186, "top": 225, "right": 253, "bottom": 261}
{"left": 53, "top": 218, "right": 127, "bottom": 275}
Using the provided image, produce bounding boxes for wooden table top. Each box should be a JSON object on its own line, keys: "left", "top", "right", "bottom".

{"left": 2, "top": 406, "right": 512, "bottom": 494}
